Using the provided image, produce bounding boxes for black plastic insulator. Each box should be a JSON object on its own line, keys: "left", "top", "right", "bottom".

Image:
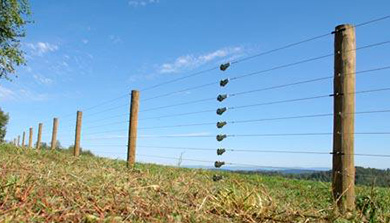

{"left": 216, "top": 107, "right": 227, "bottom": 115}
{"left": 220, "top": 63, "right": 230, "bottom": 71}
{"left": 217, "top": 94, "right": 228, "bottom": 102}
{"left": 216, "top": 121, "right": 227, "bottom": 129}
{"left": 217, "top": 148, "right": 226, "bottom": 155}
{"left": 213, "top": 175, "right": 223, "bottom": 181}
{"left": 220, "top": 79, "right": 229, "bottom": 87}
{"left": 216, "top": 134, "right": 227, "bottom": 142}
{"left": 214, "top": 161, "right": 225, "bottom": 168}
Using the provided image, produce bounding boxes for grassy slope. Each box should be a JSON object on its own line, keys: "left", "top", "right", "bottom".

{"left": 0, "top": 144, "right": 389, "bottom": 223}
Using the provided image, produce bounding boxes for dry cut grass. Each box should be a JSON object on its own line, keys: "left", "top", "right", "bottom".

{"left": 0, "top": 144, "right": 389, "bottom": 222}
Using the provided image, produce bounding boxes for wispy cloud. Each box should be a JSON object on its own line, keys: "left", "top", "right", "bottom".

{"left": 159, "top": 46, "right": 243, "bottom": 74}
{"left": 0, "top": 86, "right": 49, "bottom": 102}
{"left": 25, "top": 42, "right": 59, "bottom": 56}
{"left": 0, "top": 86, "right": 17, "bottom": 101}
{"left": 127, "top": 46, "right": 246, "bottom": 84}
{"left": 33, "top": 74, "right": 53, "bottom": 86}
{"left": 109, "top": 35, "right": 122, "bottom": 44}
{"left": 128, "top": 0, "right": 159, "bottom": 7}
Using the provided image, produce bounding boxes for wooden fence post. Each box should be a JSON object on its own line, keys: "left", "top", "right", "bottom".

{"left": 36, "top": 123, "right": 43, "bottom": 150}
{"left": 22, "top": 131, "right": 25, "bottom": 148}
{"left": 127, "top": 90, "right": 140, "bottom": 167}
{"left": 332, "top": 24, "right": 356, "bottom": 212}
{"left": 74, "top": 111, "right": 82, "bottom": 156}
{"left": 28, "top": 127, "right": 33, "bottom": 148}
{"left": 51, "top": 118, "right": 59, "bottom": 150}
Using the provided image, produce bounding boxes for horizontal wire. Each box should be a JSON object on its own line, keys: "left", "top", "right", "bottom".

{"left": 231, "top": 54, "right": 333, "bottom": 81}
{"left": 139, "top": 81, "right": 390, "bottom": 114}
{"left": 86, "top": 103, "right": 128, "bottom": 117}
{"left": 83, "top": 121, "right": 128, "bottom": 130}
{"left": 228, "top": 87, "right": 390, "bottom": 111}
{"left": 137, "top": 66, "right": 390, "bottom": 122}
{"left": 136, "top": 154, "right": 329, "bottom": 170}
{"left": 141, "top": 67, "right": 219, "bottom": 92}
{"left": 82, "top": 113, "right": 129, "bottom": 124}
{"left": 139, "top": 109, "right": 215, "bottom": 121}
{"left": 228, "top": 94, "right": 330, "bottom": 110}
{"left": 82, "top": 94, "right": 129, "bottom": 112}
{"left": 229, "top": 65, "right": 390, "bottom": 98}
{"left": 230, "top": 40, "right": 390, "bottom": 82}
{"left": 231, "top": 33, "right": 332, "bottom": 65}
{"left": 229, "top": 14, "right": 390, "bottom": 65}
{"left": 142, "top": 81, "right": 219, "bottom": 102}
{"left": 354, "top": 15, "right": 390, "bottom": 28}
{"left": 141, "top": 63, "right": 390, "bottom": 104}
{"left": 135, "top": 132, "right": 390, "bottom": 139}
{"left": 82, "top": 129, "right": 127, "bottom": 135}
{"left": 141, "top": 97, "right": 215, "bottom": 112}
{"left": 137, "top": 146, "right": 390, "bottom": 158}
{"left": 138, "top": 15, "right": 390, "bottom": 94}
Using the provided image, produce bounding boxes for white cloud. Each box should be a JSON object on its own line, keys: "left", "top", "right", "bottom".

{"left": 109, "top": 35, "right": 122, "bottom": 44}
{"left": 128, "top": 0, "right": 159, "bottom": 7}
{"left": 33, "top": 74, "right": 53, "bottom": 85}
{"left": 0, "top": 86, "right": 17, "bottom": 101}
{"left": 159, "top": 46, "right": 243, "bottom": 74}
{"left": 26, "top": 42, "right": 59, "bottom": 56}
{"left": 0, "top": 86, "right": 48, "bottom": 102}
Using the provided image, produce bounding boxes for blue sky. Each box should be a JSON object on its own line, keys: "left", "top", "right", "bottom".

{"left": 1, "top": 0, "right": 390, "bottom": 169}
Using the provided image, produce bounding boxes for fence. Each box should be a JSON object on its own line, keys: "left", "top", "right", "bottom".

{"left": 8, "top": 15, "right": 390, "bottom": 212}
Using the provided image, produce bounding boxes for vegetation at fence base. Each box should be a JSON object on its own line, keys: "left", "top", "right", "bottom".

{"left": 1, "top": 144, "right": 390, "bottom": 223}
{"left": 238, "top": 167, "right": 390, "bottom": 188}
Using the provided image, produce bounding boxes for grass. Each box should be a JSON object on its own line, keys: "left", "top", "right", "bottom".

{"left": 0, "top": 144, "right": 389, "bottom": 222}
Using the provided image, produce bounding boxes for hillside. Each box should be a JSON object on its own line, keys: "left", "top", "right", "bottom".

{"left": 1, "top": 144, "right": 390, "bottom": 222}
{"left": 236, "top": 167, "right": 390, "bottom": 188}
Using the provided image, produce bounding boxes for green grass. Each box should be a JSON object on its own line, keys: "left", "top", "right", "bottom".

{"left": 1, "top": 144, "right": 389, "bottom": 222}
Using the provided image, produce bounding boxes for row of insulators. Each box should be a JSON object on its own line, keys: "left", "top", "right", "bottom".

{"left": 213, "top": 63, "right": 230, "bottom": 181}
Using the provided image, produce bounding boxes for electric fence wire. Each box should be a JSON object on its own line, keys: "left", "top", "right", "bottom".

{"left": 139, "top": 40, "right": 390, "bottom": 113}
{"left": 137, "top": 109, "right": 390, "bottom": 130}
{"left": 138, "top": 15, "right": 390, "bottom": 93}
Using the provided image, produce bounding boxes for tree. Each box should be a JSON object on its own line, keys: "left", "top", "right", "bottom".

{"left": 0, "top": 107, "right": 9, "bottom": 143}
{"left": 0, "top": 0, "right": 30, "bottom": 80}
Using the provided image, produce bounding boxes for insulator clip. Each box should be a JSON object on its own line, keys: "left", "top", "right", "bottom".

{"left": 217, "top": 94, "right": 228, "bottom": 102}
{"left": 331, "top": 27, "right": 346, "bottom": 34}
{"left": 217, "top": 148, "right": 226, "bottom": 155}
{"left": 216, "top": 134, "right": 227, "bottom": 142}
{"left": 220, "top": 62, "right": 230, "bottom": 71}
{"left": 214, "top": 161, "right": 225, "bottom": 168}
{"left": 220, "top": 78, "right": 229, "bottom": 87}
{"left": 216, "top": 121, "right": 227, "bottom": 129}
{"left": 216, "top": 107, "right": 227, "bottom": 115}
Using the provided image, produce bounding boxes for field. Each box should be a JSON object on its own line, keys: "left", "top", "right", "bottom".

{"left": 0, "top": 144, "right": 389, "bottom": 223}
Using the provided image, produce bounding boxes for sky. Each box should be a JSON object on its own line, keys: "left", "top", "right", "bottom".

{"left": 1, "top": 0, "right": 390, "bottom": 169}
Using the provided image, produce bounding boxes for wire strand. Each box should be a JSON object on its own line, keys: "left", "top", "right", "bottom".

{"left": 141, "top": 97, "right": 215, "bottom": 112}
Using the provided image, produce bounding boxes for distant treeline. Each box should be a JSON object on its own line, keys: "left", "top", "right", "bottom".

{"left": 237, "top": 167, "right": 390, "bottom": 187}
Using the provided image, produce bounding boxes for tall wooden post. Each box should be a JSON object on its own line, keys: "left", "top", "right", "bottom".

{"left": 332, "top": 24, "right": 356, "bottom": 212}
{"left": 74, "top": 111, "right": 82, "bottom": 156}
{"left": 17, "top": 135, "right": 20, "bottom": 147}
{"left": 51, "top": 118, "right": 59, "bottom": 150}
{"left": 36, "top": 123, "right": 43, "bottom": 149}
{"left": 22, "top": 131, "right": 25, "bottom": 148}
{"left": 127, "top": 90, "right": 140, "bottom": 167}
{"left": 28, "top": 127, "right": 33, "bottom": 148}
